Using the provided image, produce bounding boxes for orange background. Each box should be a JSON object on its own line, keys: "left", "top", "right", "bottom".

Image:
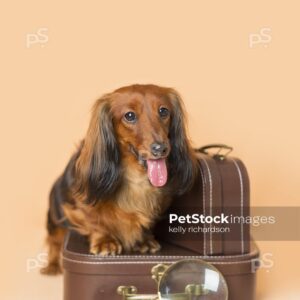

{"left": 0, "top": 1, "right": 299, "bottom": 299}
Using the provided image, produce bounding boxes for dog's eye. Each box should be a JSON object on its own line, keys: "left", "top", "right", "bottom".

{"left": 124, "top": 111, "right": 137, "bottom": 123}
{"left": 159, "top": 107, "right": 170, "bottom": 118}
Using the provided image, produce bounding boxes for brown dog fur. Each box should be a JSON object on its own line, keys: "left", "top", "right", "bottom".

{"left": 41, "top": 84, "right": 197, "bottom": 275}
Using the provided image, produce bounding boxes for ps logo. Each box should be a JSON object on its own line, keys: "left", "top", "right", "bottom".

{"left": 26, "top": 27, "right": 49, "bottom": 49}
{"left": 26, "top": 252, "right": 48, "bottom": 272}
{"left": 249, "top": 27, "right": 272, "bottom": 48}
{"left": 251, "top": 252, "right": 274, "bottom": 273}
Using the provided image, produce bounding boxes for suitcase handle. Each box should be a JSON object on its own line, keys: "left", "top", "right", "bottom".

{"left": 196, "top": 144, "right": 233, "bottom": 160}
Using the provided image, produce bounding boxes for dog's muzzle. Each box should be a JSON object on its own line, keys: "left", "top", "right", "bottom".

{"left": 129, "top": 144, "right": 168, "bottom": 187}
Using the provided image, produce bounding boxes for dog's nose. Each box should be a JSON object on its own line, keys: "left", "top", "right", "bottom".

{"left": 151, "top": 142, "right": 168, "bottom": 157}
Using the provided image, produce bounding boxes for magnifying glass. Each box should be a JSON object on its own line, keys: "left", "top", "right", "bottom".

{"left": 117, "top": 259, "right": 228, "bottom": 300}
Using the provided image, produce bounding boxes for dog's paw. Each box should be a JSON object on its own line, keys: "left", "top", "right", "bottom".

{"left": 134, "top": 238, "right": 161, "bottom": 254}
{"left": 90, "top": 239, "right": 122, "bottom": 256}
{"left": 40, "top": 262, "right": 62, "bottom": 275}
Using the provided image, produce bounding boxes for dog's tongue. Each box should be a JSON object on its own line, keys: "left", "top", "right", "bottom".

{"left": 146, "top": 159, "right": 168, "bottom": 187}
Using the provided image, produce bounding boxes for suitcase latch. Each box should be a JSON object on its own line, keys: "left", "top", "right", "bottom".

{"left": 151, "top": 264, "right": 169, "bottom": 284}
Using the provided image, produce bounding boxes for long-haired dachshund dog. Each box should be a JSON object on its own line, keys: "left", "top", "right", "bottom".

{"left": 41, "top": 84, "right": 198, "bottom": 274}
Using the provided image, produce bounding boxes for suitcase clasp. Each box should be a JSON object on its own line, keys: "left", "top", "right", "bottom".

{"left": 151, "top": 264, "right": 169, "bottom": 284}
{"left": 117, "top": 286, "right": 158, "bottom": 299}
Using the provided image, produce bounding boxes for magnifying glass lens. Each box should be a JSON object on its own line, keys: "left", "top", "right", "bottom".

{"left": 159, "top": 260, "right": 228, "bottom": 300}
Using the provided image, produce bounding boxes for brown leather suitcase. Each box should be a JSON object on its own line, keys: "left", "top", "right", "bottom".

{"left": 155, "top": 144, "right": 251, "bottom": 255}
{"left": 63, "top": 231, "right": 259, "bottom": 300}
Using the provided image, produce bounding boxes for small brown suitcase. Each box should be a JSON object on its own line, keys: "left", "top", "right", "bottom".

{"left": 63, "top": 231, "right": 260, "bottom": 300}
{"left": 155, "top": 144, "right": 251, "bottom": 255}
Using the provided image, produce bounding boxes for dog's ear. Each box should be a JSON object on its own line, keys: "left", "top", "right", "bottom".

{"left": 75, "top": 94, "right": 121, "bottom": 204}
{"left": 167, "top": 89, "right": 198, "bottom": 195}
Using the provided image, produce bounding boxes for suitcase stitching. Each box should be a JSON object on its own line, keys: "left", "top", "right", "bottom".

{"left": 63, "top": 252, "right": 257, "bottom": 259}
{"left": 200, "top": 158, "right": 214, "bottom": 255}
{"left": 231, "top": 159, "right": 245, "bottom": 254}
{"left": 199, "top": 166, "right": 206, "bottom": 256}
{"left": 62, "top": 256, "right": 258, "bottom": 265}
